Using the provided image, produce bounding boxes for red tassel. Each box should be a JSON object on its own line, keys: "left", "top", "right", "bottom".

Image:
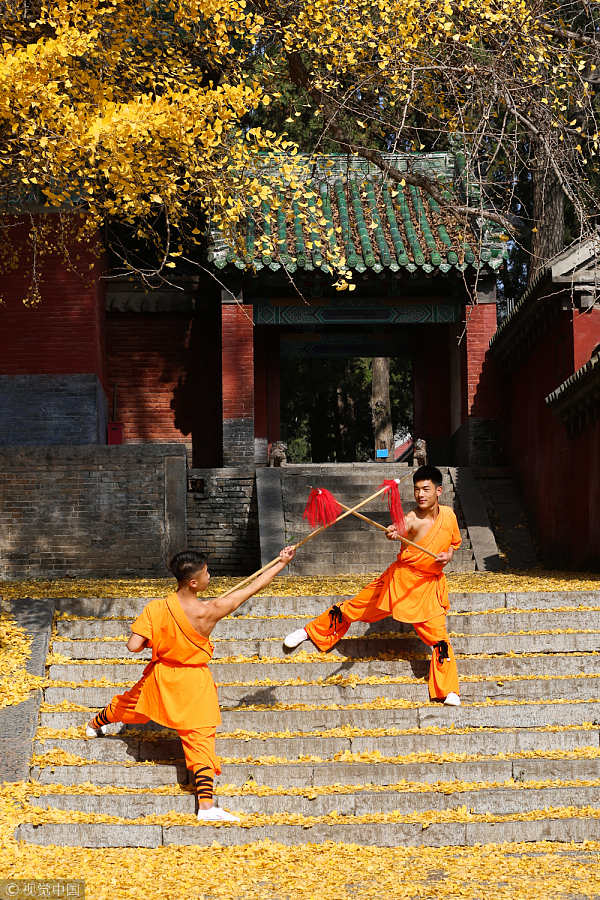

{"left": 303, "top": 488, "right": 343, "bottom": 529}
{"left": 380, "top": 479, "right": 407, "bottom": 534}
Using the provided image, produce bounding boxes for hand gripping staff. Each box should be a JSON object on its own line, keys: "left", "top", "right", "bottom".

{"left": 217, "top": 475, "right": 413, "bottom": 600}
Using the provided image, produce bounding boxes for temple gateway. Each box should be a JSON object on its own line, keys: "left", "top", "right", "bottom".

{"left": 0, "top": 153, "right": 598, "bottom": 575}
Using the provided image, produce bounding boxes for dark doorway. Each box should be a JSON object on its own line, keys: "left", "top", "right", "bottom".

{"left": 280, "top": 335, "right": 413, "bottom": 463}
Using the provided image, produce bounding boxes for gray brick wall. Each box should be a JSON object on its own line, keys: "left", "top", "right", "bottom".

{"left": 187, "top": 467, "right": 259, "bottom": 575}
{"left": 0, "top": 375, "right": 107, "bottom": 445}
{"left": 0, "top": 445, "right": 187, "bottom": 578}
{"left": 222, "top": 418, "right": 255, "bottom": 466}
{"left": 452, "top": 417, "right": 502, "bottom": 466}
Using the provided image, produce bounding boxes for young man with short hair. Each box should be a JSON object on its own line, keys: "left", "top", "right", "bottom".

{"left": 87, "top": 545, "right": 296, "bottom": 821}
{"left": 284, "top": 465, "right": 462, "bottom": 705}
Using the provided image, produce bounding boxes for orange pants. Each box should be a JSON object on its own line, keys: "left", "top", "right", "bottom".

{"left": 89, "top": 675, "right": 221, "bottom": 798}
{"left": 305, "top": 597, "right": 459, "bottom": 700}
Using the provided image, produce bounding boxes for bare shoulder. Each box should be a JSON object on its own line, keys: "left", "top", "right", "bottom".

{"left": 195, "top": 595, "right": 224, "bottom": 620}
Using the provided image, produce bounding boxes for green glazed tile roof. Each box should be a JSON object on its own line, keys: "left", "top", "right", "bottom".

{"left": 546, "top": 349, "right": 600, "bottom": 407}
{"left": 208, "top": 153, "right": 509, "bottom": 276}
{"left": 545, "top": 348, "right": 600, "bottom": 435}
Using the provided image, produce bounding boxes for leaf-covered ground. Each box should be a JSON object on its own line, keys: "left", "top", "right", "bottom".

{"left": 2, "top": 573, "right": 600, "bottom": 897}
{"left": 0, "top": 612, "right": 44, "bottom": 709}
{"left": 2, "top": 570, "right": 600, "bottom": 600}
{"left": 0, "top": 806, "right": 599, "bottom": 900}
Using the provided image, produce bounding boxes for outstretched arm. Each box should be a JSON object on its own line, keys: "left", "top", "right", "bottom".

{"left": 127, "top": 632, "right": 148, "bottom": 653}
{"left": 211, "top": 546, "right": 296, "bottom": 620}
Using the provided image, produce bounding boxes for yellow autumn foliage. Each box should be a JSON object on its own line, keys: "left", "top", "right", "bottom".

{"left": 2, "top": 571, "right": 600, "bottom": 601}
{"left": 1, "top": 0, "right": 599, "bottom": 294}
{"left": 0, "top": 612, "right": 44, "bottom": 710}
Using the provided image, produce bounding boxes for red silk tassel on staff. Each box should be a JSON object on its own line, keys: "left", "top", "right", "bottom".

{"left": 380, "top": 479, "right": 407, "bottom": 534}
{"left": 303, "top": 488, "right": 343, "bottom": 529}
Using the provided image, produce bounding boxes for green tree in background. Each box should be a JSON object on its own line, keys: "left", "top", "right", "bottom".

{"left": 281, "top": 356, "right": 412, "bottom": 463}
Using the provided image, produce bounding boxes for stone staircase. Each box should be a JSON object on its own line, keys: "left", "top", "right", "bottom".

{"left": 278, "top": 464, "right": 476, "bottom": 575}
{"left": 18, "top": 588, "right": 600, "bottom": 847}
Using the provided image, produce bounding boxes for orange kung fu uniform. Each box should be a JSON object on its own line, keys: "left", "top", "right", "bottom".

{"left": 305, "top": 505, "right": 462, "bottom": 700}
{"left": 90, "top": 593, "right": 221, "bottom": 799}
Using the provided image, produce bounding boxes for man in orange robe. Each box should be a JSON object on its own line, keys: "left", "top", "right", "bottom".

{"left": 87, "top": 545, "right": 296, "bottom": 821}
{"left": 284, "top": 465, "right": 462, "bottom": 705}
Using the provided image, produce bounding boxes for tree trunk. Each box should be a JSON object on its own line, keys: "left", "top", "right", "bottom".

{"left": 371, "top": 357, "right": 394, "bottom": 461}
{"left": 528, "top": 145, "right": 565, "bottom": 285}
{"left": 335, "top": 382, "right": 345, "bottom": 461}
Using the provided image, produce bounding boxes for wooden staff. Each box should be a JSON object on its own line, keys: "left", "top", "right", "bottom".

{"left": 218, "top": 474, "right": 413, "bottom": 599}
{"left": 337, "top": 501, "right": 439, "bottom": 559}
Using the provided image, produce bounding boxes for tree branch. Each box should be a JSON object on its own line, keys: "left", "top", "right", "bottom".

{"left": 286, "top": 51, "right": 515, "bottom": 233}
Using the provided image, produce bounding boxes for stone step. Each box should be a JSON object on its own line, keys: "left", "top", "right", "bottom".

{"left": 286, "top": 549, "right": 475, "bottom": 566}
{"left": 40, "top": 699, "right": 600, "bottom": 731}
{"left": 29, "top": 756, "right": 600, "bottom": 789}
{"left": 28, "top": 782, "right": 600, "bottom": 818}
{"left": 17, "top": 816, "right": 600, "bottom": 848}
{"left": 42, "top": 673, "right": 600, "bottom": 707}
{"left": 287, "top": 560, "right": 477, "bottom": 576}
{"left": 288, "top": 561, "right": 477, "bottom": 575}
{"left": 283, "top": 492, "right": 455, "bottom": 509}
{"left": 52, "top": 629, "right": 600, "bottom": 662}
{"left": 47, "top": 652, "right": 600, "bottom": 681}
{"left": 52, "top": 591, "right": 600, "bottom": 619}
{"left": 282, "top": 480, "right": 452, "bottom": 492}
{"left": 32, "top": 726, "right": 600, "bottom": 764}
{"left": 281, "top": 527, "right": 471, "bottom": 545}
{"left": 54, "top": 607, "right": 600, "bottom": 639}
{"left": 283, "top": 504, "right": 462, "bottom": 521}
{"left": 281, "top": 474, "right": 440, "bottom": 486}
{"left": 281, "top": 488, "right": 456, "bottom": 502}
{"left": 282, "top": 466, "right": 418, "bottom": 476}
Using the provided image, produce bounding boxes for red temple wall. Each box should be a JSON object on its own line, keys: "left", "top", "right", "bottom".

{"left": 0, "top": 223, "right": 105, "bottom": 384}
{"left": 221, "top": 303, "right": 254, "bottom": 465}
{"left": 106, "top": 314, "right": 193, "bottom": 444}
{"left": 501, "top": 311, "right": 600, "bottom": 566}
{"left": 465, "top": 304, "right": 498, "bottom": 418}
{"left": 412, "top": 325, "right": 453, "bottom": 461}
{"left": 254, "top": 327, "right": 280, "bottom": 449}
{"left": 221, "top": 304, "right": 254, "bottom": 421}
{"left": 573, "top": 308, "right": 600, "bottom": 369}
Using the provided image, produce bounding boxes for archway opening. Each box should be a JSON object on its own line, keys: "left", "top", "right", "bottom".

{"left": 280, "top": 328, "right": 413, "bottom": 463}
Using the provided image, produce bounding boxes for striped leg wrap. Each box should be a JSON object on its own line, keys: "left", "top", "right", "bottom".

{"left": 434, "top": 640, "right": 450, "bottom": 664}
{"left": 89, "top": 708, "right": 111, "bottom": 729}
{"left": 193, "top": 766, "right": 214, "bottom": 801}
{"left": 328, "top": 604, "right": 344, "bottom": 635}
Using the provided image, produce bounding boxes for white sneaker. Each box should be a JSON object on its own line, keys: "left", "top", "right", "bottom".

{"left": 85, "top": 721, "right": 109, "bottom": 737}
{"left": 283, "top": 627, "right": 308, "bottom": 649}
{"left": 197, "top": 806, "right": 240, "bottom": 823}
{"left": 443, "top": 692, "right": 461, "bottom": 707}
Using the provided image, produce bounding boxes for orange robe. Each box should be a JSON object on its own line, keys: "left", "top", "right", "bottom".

{"left": 92, "top": 593, "right": 221, "bottom": 787}
{"left": 305, "top": 505, "right": 462, "bottom": 699}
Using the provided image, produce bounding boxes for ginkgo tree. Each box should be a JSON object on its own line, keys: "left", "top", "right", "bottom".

{"left": 0, "top": 0, "right": 312, "bottom": 297}
{"left": 252, "top": 0, "right": 600, "bottom": 278}
{"left": 1, "top": 0, "right": 600, "bottom": 296}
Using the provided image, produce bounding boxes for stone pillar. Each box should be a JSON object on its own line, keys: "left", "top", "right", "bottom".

{"left": 221, "top": 296, "right": 254, "bottom": 466}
